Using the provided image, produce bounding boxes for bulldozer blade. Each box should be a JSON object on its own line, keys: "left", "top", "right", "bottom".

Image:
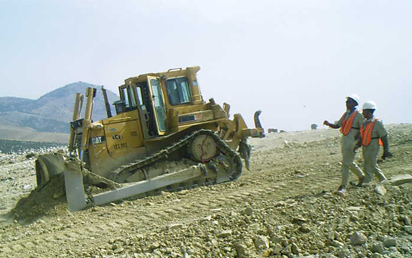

{"left": 92, "top": 165, "right": 204, "bottom": 207}
{"left": 64, "top": 163, "right": 205, "bottom": 211}
{"left": 64, "top": 166, "right": 88, "bottom": 212}
{"left": 35, "top": 154, "right": 66, "bottom": 189}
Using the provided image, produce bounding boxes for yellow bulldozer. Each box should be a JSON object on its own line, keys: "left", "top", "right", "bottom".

{"left": 35, "top": 66, "right": 264, "bottom": 211}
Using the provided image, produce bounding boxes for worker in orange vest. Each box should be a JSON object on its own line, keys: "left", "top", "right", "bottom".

{"left": 324, "top": 94, "right": 365, "bottom": 195}
{"left": 355, "top": 101, "right": 392, "bottom": 183}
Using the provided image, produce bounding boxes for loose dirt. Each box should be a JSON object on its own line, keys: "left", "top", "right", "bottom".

{"left": 0, "top": 124, "right": 411, "bottom": 258}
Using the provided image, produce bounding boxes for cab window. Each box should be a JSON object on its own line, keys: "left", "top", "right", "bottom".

{"left": 150, "top": 78, "right": 167, "bottom": 132}
{"left": 121, "top": 86, "right": 137, "bottom": 110}
{"left": 166, "top": 77, "right": 191, "bottom": 105}
{"left": 135, "top": 84, "right": 145, "bottom": 110}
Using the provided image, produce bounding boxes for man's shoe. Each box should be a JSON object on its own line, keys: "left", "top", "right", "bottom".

{"left": 357, "top": 176, "right": 365, "bottom": 187}
{"left": 336, "top": 185, "right": 346, "bottom": 196}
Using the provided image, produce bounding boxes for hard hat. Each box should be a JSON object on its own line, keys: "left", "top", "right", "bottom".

{"left": 362, "top": 100, "right": 377, "bottom": 110}
{"left": 346, "top": 94, "right": 360, "bottom": 106}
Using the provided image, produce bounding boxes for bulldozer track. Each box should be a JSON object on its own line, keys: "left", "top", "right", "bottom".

{"left": 109, "top": 129, "right": 243, "bottom": 184}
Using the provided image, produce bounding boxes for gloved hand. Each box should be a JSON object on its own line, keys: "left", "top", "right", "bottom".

{"left": 382, "top": 151, "right": 393, "bottom": 160}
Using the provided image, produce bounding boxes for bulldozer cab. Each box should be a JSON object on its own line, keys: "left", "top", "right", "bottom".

{"left": 117, "top": 78, "right": 166, "bottom": 138}
{"left": 117, "top": 67, "right": 203, "bottom": 140}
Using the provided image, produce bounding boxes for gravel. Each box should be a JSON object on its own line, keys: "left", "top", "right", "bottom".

{"left": 0, "top": 124, "right": 411, "bottom": 257}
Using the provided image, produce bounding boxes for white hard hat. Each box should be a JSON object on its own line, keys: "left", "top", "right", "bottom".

{"left": 362, "top": 100, "right": 377, "bottom": 110}
{"left": 346, "top": 94, "right": 360, "bottom": 106}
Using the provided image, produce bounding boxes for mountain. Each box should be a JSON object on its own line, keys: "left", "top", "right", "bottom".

{"left": 0, "top": 82, "right": 119, "bottom": 142}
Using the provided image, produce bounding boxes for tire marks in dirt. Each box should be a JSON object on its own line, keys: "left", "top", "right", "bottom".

{"left": 0, "top": 181, "right": 300, "bottom": 257}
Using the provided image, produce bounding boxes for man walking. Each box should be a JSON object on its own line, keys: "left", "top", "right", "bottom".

{"left": 324, "top": 94, "right": 365, "bottom": 195}
{"left": 357, "top": 101, "right": 392, "bottom": 183}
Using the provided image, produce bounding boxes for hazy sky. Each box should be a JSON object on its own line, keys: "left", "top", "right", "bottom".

{"left": 1, "top": 0, "right": 411, "bottom": 131}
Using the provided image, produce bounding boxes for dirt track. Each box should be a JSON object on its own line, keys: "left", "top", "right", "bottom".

{"left": 0, "top": 124, "right": 411, "bottom": 258}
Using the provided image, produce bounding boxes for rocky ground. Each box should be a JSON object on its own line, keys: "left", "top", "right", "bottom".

{"left": 0, "top": 124, "right": 411, "bottom": 258}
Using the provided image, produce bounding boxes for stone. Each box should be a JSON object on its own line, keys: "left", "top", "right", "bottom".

{"left": 336, "top": 247, "right": 351, "bottom": 258}
{"left": 316, "top": 241, "right": 325, "bottom": 249}
{"left": 331, "top": 240, "right": 344, "bottom": 247}
{"left": 388, "top": 246, "right": 398, "bottom": 252}
{"left": 201, "top": 215, "right": 212, "bottom": 221}
{"left": 241, "top": 207, "right": 253, "bottom": 216}
{"left": 350, "top": 232, "right": 367, "bottom": 245}
{"left": 374, "top": 184, "right": 387, "bottom": 195}
{"left": 400, "top": 215, "right": 411, "bottom": 225}
{"left": 211, "top": 239, "right": 218, "bottom": 246}
{"left": 370, "top": 242, "right": 385, "bottom": 253}
{"left": 281, "top": 244, "right": 291, "bottom": 255}
{"left": 233, "top": 243, "right": 247, "bottom": 256}
{"left": 383, "top": 237, "right": 397, "bottom": 247}
{"left": 300, "top": 224, "right": 311, "bottom": 233}
{"left": 222, "top": 246, "right": 232, "bottom": 252}
{"left": 271, "top": 235, "right": 285, "bottom": 244}
{"left": 217, "top": 230, "right": 232, "bottom": 238}
{"left": 389, "top": 174, "right": 412, "bottom": 186}
{"left": 273, "top": 243, "right": 282, "bottom": 254}
{"left": 149, "top": 242, "right": 160, "bottom": 250}
{"left": 0, "top": 246, "right": 12, "bottom": 253}
{"left": 327, "top": 231, "right": 336, "bottom": 240}
{"left": 291, "top": 243, "right": 300, "bottom": 254}
{"left": 113, "top": 247, "right": 124, "bottom": 254}
{"left": 404, "top": 226, "right": 412, "bottom": 234}
{"left": 347, "top": 206, "right": 363, "bottom": 212}
{"left": 254, "top": 235, "right": 269, "bottom": 250}
{"left": 292, "top": 217, "right": 307, "bottom": 225}
{"left": 167, "top": 223, "right": 184, "bottom": 230}
{"left": 400, "top": 241, "right": 410, "bottom": 252}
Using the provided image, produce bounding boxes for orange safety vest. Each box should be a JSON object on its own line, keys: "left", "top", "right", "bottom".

{"left": 340, "top": 111, "right": 358, "bottom": 135}
{"left": 360, "top": 118, "right": 383, "bottom": 146}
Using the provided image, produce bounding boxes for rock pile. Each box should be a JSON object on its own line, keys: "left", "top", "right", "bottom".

{"left": 71, "top": 182, "right": 412, "bottom": 258}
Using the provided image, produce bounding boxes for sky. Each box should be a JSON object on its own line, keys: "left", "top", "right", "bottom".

{"left": 1, "top": 0, "right": 411, "bottom": 131}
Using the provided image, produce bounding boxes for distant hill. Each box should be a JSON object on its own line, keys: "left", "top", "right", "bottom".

{"left": 0, "top": 82, "right": 119, "bottom": 142}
